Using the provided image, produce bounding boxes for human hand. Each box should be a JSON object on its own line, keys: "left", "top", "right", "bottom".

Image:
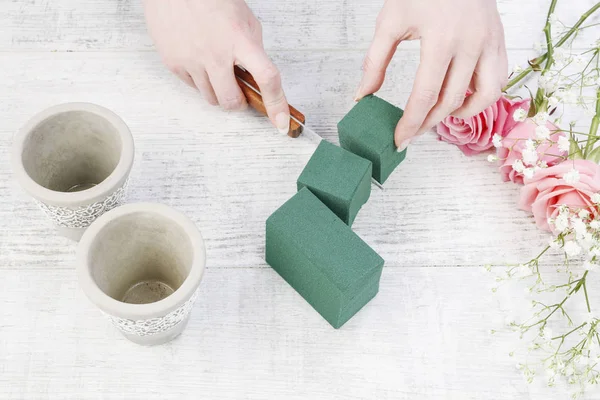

{"left": 355, "top": 0, "right": 508, "bottom": 150}
{"left": 143, "top": 0, "right": 291, "bottom": 134}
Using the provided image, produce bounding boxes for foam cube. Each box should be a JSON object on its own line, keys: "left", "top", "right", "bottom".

{"left": 266, "top": 187, "right": 384, "bottom": 329}
{"left": 297, "top": 140, "right": 372, "bottom": 226}
{"left": 338, "top": 95, "right": 407, "bottom": 184}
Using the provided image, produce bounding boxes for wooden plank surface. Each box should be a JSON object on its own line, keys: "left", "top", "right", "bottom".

{"left": 0, "top": 0, "right": 598, "bottom": 51}
{"left": 1, "top": 267, "right": 596, "bottom": 400}
{"left": 1, "top": 0, "right": 599, "bottom": 399}
{"left": 0, "top": 50, "right": 555, "bottom": 271}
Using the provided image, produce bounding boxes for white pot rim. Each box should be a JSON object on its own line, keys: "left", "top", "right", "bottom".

{"left": 12, "top": 102, "right": 135, "bottom": 207}
{"left": 76, "top": 203, "right": 206, "bottom": 320}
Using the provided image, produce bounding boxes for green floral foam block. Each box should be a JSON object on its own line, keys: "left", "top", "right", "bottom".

{"left": 297, "top": 140, "right": 372, "bottom": 226}
{"left": 338, "top": 95, "right": 407, "bottom": 184}
{"left": 265, "top": 188, "right": 384, "bottom": 329}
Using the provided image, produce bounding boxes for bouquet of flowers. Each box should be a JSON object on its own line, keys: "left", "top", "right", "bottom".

{"left": 435, "top": 1, "right": 600, "bottom": 397}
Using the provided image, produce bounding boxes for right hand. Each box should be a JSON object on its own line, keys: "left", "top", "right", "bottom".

{"left": 143, "top": 0, "right": 291, "bottom": 134}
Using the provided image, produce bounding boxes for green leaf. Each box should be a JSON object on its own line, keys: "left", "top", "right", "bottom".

{"left": 588, "top": 146, "right": 600, "bottom": 163}
{"left": 570, "top": 139, "right": 584, "bottom": 160}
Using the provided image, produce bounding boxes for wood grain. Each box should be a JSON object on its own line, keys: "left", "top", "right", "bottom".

{"left": 1, "top": 1, "right": 599, "bottom": 399}
{"left": 0, "top": 0, "right": 597, "bottom": 51}
{"left": 0, "top": 267, "right": 596, "bottom": 400}
{"left": 0, "top": 50, "right": 563, "bottom": 271}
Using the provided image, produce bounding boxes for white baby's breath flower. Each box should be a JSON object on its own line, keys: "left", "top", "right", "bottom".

{"left": 523, "top": 168, "right": 535, "bottom": 179}
{"left": 525, "top": 139, "right": 536, "bottom": 151}
{"left": 557, "top": 135, "right": 570, "bottom": 152}
{"left": 487, "top": 154, "right": 498, "bottom": 162}
{"left": 522, "top": 149, "right": 539, "bottom": 165}
{"left": 539, "top": 74, "right": 559, "bottom": 93}
{"left": 533, "top": 112, "right": 549, "bottom": 125}
{"left": 578, "top": 209, "right": 590, "bottom": 219}
{"left": 492, "top": 133, "right": 503, "bottom": 148}
{"left": 571, "top": 217, "right": 587, "bottom": 237}
{"left": 554, "top": 213, "right": 570, "bottom": 232}
{"left": 549, "top": 237, "right": 561, "bottom": 248}
{"left": 590, "top": 219, "right": 600, "bottom": 230}
{"left": 591, "top": 193, "right": 600, "bottom": 204}
{"left": 548, "top": 96, "right": 560, "bottom": 108}
{"left": 563, "top": 168, "right": 581, "bottom": 184}
{"left": 564, "top": 241, "right": 582, "bottom": 257}
{"left": 535, "top": 125, "right": 551, "bottom": 140}
{"left": 512, "top": 159, "right": 525, "bottom": 173}
{"left": 513, "top": 108, "right": 528, "bottom": 122}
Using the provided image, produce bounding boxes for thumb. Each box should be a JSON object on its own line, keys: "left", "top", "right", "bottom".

{"left": 236, "top": 40, "right": 290, "bottom": 134}
{"left": 355, "top": 26, "right": 400, "bottom": 101}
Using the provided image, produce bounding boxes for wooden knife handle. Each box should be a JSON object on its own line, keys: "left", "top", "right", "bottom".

{"left": 234, "top": 65, "right": 305, "bottom": 138}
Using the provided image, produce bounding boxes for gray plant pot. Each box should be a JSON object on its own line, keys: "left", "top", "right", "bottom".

{"left": 76, "top": 203, "right": 206, "bottom": 346}
{"left": 12, "top": 103, "right": 134, "bottom": 240}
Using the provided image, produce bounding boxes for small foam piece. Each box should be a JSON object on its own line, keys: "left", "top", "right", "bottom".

{"left": 297, "top": 140, "right": 372, "bottom": 226}
{"left": 266, "top": 188, "right": 384, "bottom": 329}
{"left": 338, "top": 95, "right": 407, "bottom": 184}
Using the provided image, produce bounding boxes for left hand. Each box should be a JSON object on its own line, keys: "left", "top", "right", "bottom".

{"left": 355, "top": 0, "right": 508, "bottom": 150}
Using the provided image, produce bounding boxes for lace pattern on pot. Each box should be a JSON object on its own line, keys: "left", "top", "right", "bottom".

{"left": 35, "top": 181, "right": 128, "bottom": 229}
{"left": 107, "top": 289, "right": 199, "bottom": 337}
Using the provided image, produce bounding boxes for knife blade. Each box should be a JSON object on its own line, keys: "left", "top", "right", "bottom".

{"left": 234, "top": 65, "right": 383, "bottom": 190}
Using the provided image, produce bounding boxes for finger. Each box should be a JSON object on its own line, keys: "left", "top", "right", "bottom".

{"left": 206, "top": 63, "right": 247, "bottom": 111}
{"left": 175, "top": 69, "right": 196, "bottom": 89}
{"left": 451, "top": 49, "right": 502, "bottom": 119}
{"left": 394, "top": 40, "right": 452, "bottom": 149}
{"left": 236, "top": 40, "right": 290, "bottom": 134}
{"left": 355, "top": 24, "right": 401, "bottom": 101}
{"left": 189, "top": 69, "right": 218, "bottom": 106}
{"left": 417, "top": 55, "right": 478, "bottom": 135}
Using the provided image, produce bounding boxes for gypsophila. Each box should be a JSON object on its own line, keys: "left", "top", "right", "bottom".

{"left": 513, "top": 108, "right": 528, "bottom": 122}
{"left": 488, "top": 154, "right": 498, "bottom": 162}
{"left": 487, "top": 2, "right": 600, "bottom": 395}
{"left": 557, "top": 135, "right": 570, "bottom": 152}
{"left": 523, "top": 168, "right": 535, "bottom": 179}
{"left": 492, "top": 133, "right": 503, "bottom": 148}
{"left": 563, "top": 168, "right": 580, "bottom": 184}
{"left": 535, "top": 125, "right": 551, "bottom": 140}
{"left": 512, "top": 159, "right": 526, "bottom": 173}
{"left": 532, "top": 112, "right": 549, "bottom": 125}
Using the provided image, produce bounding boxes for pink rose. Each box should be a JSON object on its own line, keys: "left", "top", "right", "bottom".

{"left": 436, "top": 96, "right": 529, "bottom": 156}
{"left": 496, "top": 120, "right": 567, "bottom": 184}
{"left": 518, "top": 159, "right": 600, "bottom": 232}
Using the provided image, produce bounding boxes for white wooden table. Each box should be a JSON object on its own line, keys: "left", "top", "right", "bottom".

{"left": 1, "top": 1, "right": 599, "bottom": 399}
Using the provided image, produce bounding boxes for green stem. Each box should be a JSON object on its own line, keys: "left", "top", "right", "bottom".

{"left": 551, "top": 322, "right": 587, "bottom": 340}
{"left": 583, "top": 276, "right": 591, "bottom": 312}
{"left": 533, "top": 0, "right": 559, "bottom": 110}
{"left": 503, "top": 1, "right": 600, "bottom": 92}
{"left": 583, "top": 86, "right": 600, "bottom": 157}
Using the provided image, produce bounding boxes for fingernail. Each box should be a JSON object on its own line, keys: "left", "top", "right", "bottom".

{"left": 397, "top": 139, "right": 411, "bottom": 152}
{"left": 354, "top": 84, "right": 363, "bottom": 102}
{"left": 276, "top": 112, "right": 290, "bottom": 135}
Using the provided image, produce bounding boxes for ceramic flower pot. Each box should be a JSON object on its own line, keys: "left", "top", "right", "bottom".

{"left": 77, "top": 203, "right": 206, "bottom": 346}
{"left": 12, "top": 103, "right": 134, "bottom": 241}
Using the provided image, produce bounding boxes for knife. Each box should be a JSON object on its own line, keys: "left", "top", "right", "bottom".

{"left": 234, "top": 65, "right": 384, "bottom": 190}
